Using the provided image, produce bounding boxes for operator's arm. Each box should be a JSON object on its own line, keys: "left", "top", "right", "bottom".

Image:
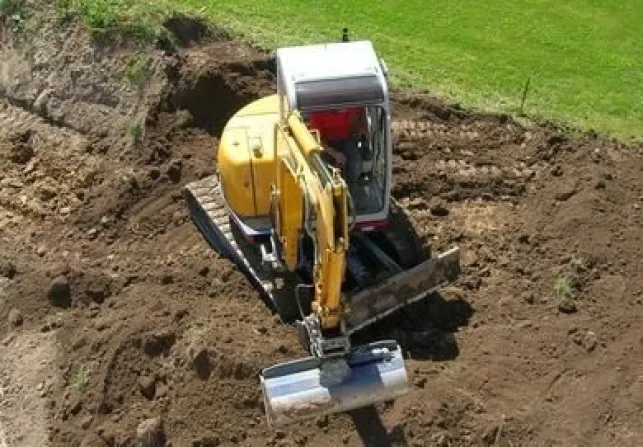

{"left": 349, "top": 108, "right": 367, "bottom": 137}
{"left": 324, "top": 145, "right": 347, "bottom": 167}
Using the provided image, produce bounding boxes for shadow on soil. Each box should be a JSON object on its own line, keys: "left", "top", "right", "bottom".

{"left": 349, "top": 406, "right": 407, "bottom": 447}
{"left": 354, "top": 293, "right": 474, "bottom": 361}
{"left": 347, "top": 294, "right": 472, "bottom": 446}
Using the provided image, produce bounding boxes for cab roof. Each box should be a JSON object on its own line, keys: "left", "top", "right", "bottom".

{"left": 276, "top": 40, "right": 389, "bottom": 112}
{"left": 276, "top": 40, "right": 385, "bottom": 83}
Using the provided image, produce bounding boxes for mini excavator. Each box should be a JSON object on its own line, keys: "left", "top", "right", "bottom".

{"left": 182, "top": 33, "right": 461, "bottom": 426}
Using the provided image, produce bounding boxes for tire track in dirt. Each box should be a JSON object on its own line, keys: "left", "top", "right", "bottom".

{"left": 0, "top": 331, "right": 59, "bottom": 447}
{"left": 0, "top": 385, "right": 8, "bottom": 447}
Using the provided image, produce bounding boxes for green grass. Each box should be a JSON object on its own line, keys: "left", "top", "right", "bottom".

{"left": 54, "top": 0, "right": 177, "bottom": 39}
{"left": 1, "top": 0, "right": 26, "bottom": 32}
{"left": 124, "top": 54, "right": 152, "bottom": 86}
{"left": 554, "top": 275, "right": 576, "bottom": 311}
{"left": 55, "top": 0, "right": 642, "bottom": 140}
{"left": 70, "top": 360, "right": 92, "bottom": 391}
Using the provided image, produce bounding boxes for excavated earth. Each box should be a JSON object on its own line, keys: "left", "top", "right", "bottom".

{"left": 1, "top": 4, "right": 642, "bottom": 447}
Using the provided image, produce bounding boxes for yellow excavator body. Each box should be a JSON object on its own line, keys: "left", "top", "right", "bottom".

{"left": 217, "top": 94, "right": 280, "bottom": 219}
{"left": 182, "top": 37, "right": 461, "bottom": 427}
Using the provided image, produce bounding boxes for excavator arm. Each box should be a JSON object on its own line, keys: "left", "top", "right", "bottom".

{"left": 259, "top": 112, "right": 411, "bottom": 425}
{"left": 273, "top": 112, "right": 349, "bottom": 332}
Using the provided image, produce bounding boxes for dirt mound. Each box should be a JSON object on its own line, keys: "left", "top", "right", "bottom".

{"left": 1, "top": 4, "right": 642, "bottom": 447}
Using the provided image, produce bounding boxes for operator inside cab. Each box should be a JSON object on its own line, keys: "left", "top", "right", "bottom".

{"left": 308, "top": 107, "right": 367, "bottom": 185}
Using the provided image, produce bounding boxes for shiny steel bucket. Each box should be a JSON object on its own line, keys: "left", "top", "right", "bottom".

{"left": 260, "top": 340, "right": 409, "bottom": 426}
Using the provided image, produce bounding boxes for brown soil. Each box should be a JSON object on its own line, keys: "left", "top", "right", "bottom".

{"left": 1, "top": 4, "right": 642, "bottom": 447}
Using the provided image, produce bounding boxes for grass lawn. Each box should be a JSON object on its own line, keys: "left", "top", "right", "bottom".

{"left": 50, "top": 0, "right": 643, "bottom": 140}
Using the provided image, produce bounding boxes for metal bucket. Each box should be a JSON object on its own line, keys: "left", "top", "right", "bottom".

{"left": 260, "top": 340, "right": 409, "bottom": 426}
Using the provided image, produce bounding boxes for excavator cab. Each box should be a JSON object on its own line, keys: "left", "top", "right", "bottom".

{"left": 276, "top": 41, "right": 392, "bottom": 226}
{"left": 303, "top": 104, "right": 388, "bottom": 217}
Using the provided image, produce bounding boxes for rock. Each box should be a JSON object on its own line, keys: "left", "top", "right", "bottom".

{"left": 191, "top": 347, "right": 213, "bottom": 380}
{"left": 155, "top": 383, "right": 168, "bottom": 398}
{"left": 0, "top": 260, "right": 16, "bottom": 279}
{"left": 142, "top": 330, "right": 176, "bottom": 357}
{"left": 191, "top": 436, "right": 220, "bottom": 446}
{"left": 2, "top": 334, "right": 15, "bottom": 346}
{"left": 480, "top": 424, "right": 500, "bottom": 444}
{"left": 413, "top": 376, "right": 427, "bottom": 388}
{"left": 551, "top": 165, "right": 563, "bottom": 177}
{"left": 522, "top": 292, "right": 535, "bottom": 304}
{"left": 136, "top": 417, "right": 165, "bottom": 447}
{"left": 555, "top": 187, "right": 577, "bottom": 202}
{"left": 8, "top": 308, "right": 23, "bottom": 326}
{"left": 48, "top": 263, "right": 71, "bottom": 278}
{"left": 174, "top": 308, "right": 188, "bottom": 321}
{"left": 38, "top": 184, "right": 58, "bottom": 201}
{"left": 582, "top": 331, "right": 598, "bottom": 352}
{"left": 9, "top": 141, "right": 35, "bottom": 164}
{"left": 33, "top": 88, "right": 53, "bottom": 114}
{"left": 161, "top": 274, "right": 173, "bottom": 285}
{"left": 80, "top": 415, "right": 93, "bottom": 429}
{"left": 69, "top": 398, "right": 82, "bottom": 416}
{"left": 515, "top": 320, "right": 532, "bottom": 329}
{"left": 571, "top": 331, "right": 584, "bottom": 346}
{"left": 407, "top": 197, "right": 427, "bottom": 210}
{"left": 97, "top": 425, "right": 116, "bottom": 445}
{"left": 198, "top": 265, "right": 209, "bottom": 277}
{"left": 138, "top": 375, "right": 156, "bottom": 400}
{"left": 431, "top": 432, "right": 450, "bottom": 447}
{"left": 315, "top": 415, "right": 329, "bottom": 428}
{"left": 86, "top": 279, "right": 111, "bottom": 304}
{"left": 148, "top": 167, "right": 161, "bottom": 180}
{"left": 558, "top": 299, "right": 577, "bottom": 314}
{"left": 595, "top": 179, "right": 606, "bottom": 189}
{"left": 429, "top": 198, "right": 450, "bottom": 217}
{"left": 464, "top": 276, "right": 482, "bottom": 290}
{"left": 48, "top": 275, "right": 72, "bottom": 308}
{"left": 166, "top": 159, "right": 183, "bottom": 183}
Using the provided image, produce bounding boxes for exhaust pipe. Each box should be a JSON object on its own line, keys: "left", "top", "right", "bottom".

{"left": 260, "top": 340, "right": 408, "bottom": 426}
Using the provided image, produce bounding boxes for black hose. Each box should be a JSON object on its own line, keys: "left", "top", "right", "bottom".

{"left": 295, "top": 283, "right": 314, "bottom": 319}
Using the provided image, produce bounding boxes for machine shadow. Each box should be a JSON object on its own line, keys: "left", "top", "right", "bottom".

{"left": 348, "top": 406, "right": 407, "bottom": 447}
{"left": 352, "top": 291, "right": 473, "bottom": 361}
{"left": 377, "top": 202, "right": 474, "bottom": 361}
{"left": 345, "top": 290, "right": 472, "bottom": 446}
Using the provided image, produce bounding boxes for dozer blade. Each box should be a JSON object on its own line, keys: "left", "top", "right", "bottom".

{"left": 344, "top": 247, "right": 461, "bottom": 335}
{"left": 261, "top": 340, "right": 408, "bottom": 426}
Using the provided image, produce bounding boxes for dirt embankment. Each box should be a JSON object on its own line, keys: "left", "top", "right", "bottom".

{"left": 1, "top": 3, "right": 642, "bottom": 447}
